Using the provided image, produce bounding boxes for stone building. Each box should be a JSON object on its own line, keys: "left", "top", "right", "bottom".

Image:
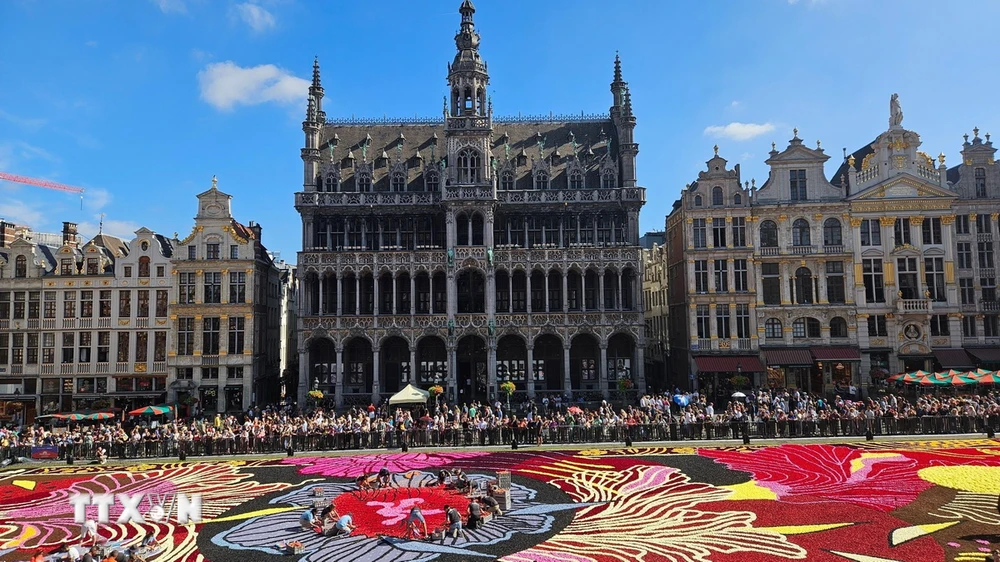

{"left": 295, "top": 1, "right": 647, "bottom": 408}
{"left": 641, "top": 243, "right": 667, "bottom": 391}
{"left": 168, "top": 178, "right": 281, "bottom": 413}
{"left": 667, "top": 95, "right": 998, "bottom": 398}
{"left": 0, "top": 222, "right": 174, "bottom": 422}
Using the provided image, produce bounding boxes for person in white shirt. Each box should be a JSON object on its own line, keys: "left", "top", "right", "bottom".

{"left": 80, "top": 520, "right": 99, "bottom": 545}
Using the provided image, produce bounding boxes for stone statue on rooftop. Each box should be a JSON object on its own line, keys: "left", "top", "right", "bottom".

{"left": 890, "top": 93, "right": 903, "bottom": 128}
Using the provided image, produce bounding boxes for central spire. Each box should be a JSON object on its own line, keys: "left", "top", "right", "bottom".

{"left": 448, "top": 0, "right": 489, "bottom": 117}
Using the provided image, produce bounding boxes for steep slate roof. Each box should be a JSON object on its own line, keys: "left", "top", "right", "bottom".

{"left": 317, "top": 117, "right": 617, "bottom": 192}
{"left": 829, "top": 137, "right": 877, "bottom": 189}
{"left": 89, "top": 234, "right": 129, "bottom": 257}
{"left": 153, "top": 234, "right": 174, "bottom": 258}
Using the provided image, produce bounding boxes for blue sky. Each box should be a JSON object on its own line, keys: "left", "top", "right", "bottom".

{"left": 1, "top": 0, "right": 999, "bottom": 258}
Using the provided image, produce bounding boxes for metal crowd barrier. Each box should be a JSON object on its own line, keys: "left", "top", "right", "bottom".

{"left": 3, "top": 415, "right": 997, "bottom": 462}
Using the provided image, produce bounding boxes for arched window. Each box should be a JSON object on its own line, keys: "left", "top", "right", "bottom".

{"left": 324, "top": 174, "right": 338, "bottom": 192}
{"left": 138, "top": 256, "right": 150, "bottom": 278}
{"left": 534, "top": 170, "right": 549, "bottom": 190}
{"left": 602, "top": 170, "right": 616, "bottom": 189}
{"left": 830, "top": 317, "right": 848, "bottom": 338}
{"left": 456, "top": 214, "right": 470, "bottom": 246}
{"left": 712, "top": 186, "right": 724, "bottom": 206}
{"left": 15, "top": 255, "right": 27, "bottom": 278}
{"left": 357, "top": 172, "right": 372, "bottom": 192}
{"left": 569, "top": 170, "right": 584, "bottom": 189}
{"left": 390, "top": 171, "right": 406, "bottom": 192}
{"left": 457, "top": 148, "right": 481, "bottom": 183}
{"left": 694, "top": 195, "right": 703, "bottom": 207}
{"left": 501, "top": 170, "right": 515, "bottom": 191}
{"left": 765, "top": 318, "right": 782, "bottom": 339}
{"left": 760, "top": 220, "right": 778, "bottom": 247}
{"left": 795, "top": 266, "right": 813, "bottom": 304}
{"left": 823, "top": 218, "right": 842, "bottom": 246}
{"left": 424, "top": 169, "right": 439, "bottom": 192}
{"left": 733, "top": 193, "right": 742, "bottom": 205}
{"left": 792, "top": 219, "right": 811, "bottom": 246}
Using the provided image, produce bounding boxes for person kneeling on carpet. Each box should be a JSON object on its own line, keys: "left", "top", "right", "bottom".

{"left": 443, "top": 505, "right": 467, "bottom": 542}
{"left": 355, "top": 474, "right": 376, "bottom": 491}
{"left": 319, "top": 505, "right": 340, "bottom": 528}
{"left": 377, "top": 467, "right": 393, "bottom": 488}
{"left": 437, "top": 469, "right": 450, "bottom": 487}
{"left": 300, "top": 507, "right": 320, "bottom": 531}
{"left": 327, "top": 514, "right": 356, "bottom": 537}
{"left": 481, "top": 494, "right": 502, "bottom": 516}
{"left": 466, "top": 499, "right": 483, "bottom": 530}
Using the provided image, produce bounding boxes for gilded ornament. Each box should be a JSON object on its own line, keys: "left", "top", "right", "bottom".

{"left": 879, "top": 217, "right": 896, "bottom": 226}
{"left": 940, "top": 215, "right": 956, "bottom": 225}
{"left": 917, "top": 151, "right": 933, "bottom": 168}
{"left": 861, "top": 152, "right": 876, "bottom": 170}
{"left": 849, "top": 218, "right": 863, "bottom": 227}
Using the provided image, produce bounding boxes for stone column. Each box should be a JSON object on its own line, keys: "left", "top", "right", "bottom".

{"left": 599, "top": 344, "right": 609, "bottom": 399}
{"left": 393, "top": 274, "right": 398, "bottom": 315}
{"left": 599, "top": 272, "right": 606, "bottom": 312}
{"left": 373, "top": 276, "right": 380, "bottom": 316}
{"left": 817, "top": 260, "right": 828, "bottom": 304}
{"left": 616, "top": 271, "right": 623, "bottom": 310}
{"left": 297, "top": 348, "right": 308, "bottom": 405}
{"left": 318, "top": 274, "right": 325, "bottom": 315}
{"left": 447, "top": 345, "right": 458, "bottom": 403}
{"left": 562, "top": 272, "right": 569, "bottom": 313}
{"left": 563, "top": 343, "right": 572, "bottom": 396}
{"left": 355, "top": 278, "right": 360, "bottom": 316}
{"left": 410, "top": 274, "right": 416, "bottom": 316}
{"left": 335, "top": 343, "right": 345, "bottom": 409}
{"left": 636, "top": 345, "right": 646, "bottom": 394}
{"left": 780, "top": 261, "right": 792, "bottom": 305}
{"left": 544, "top": 273, "right": 550, "bottom": 312}
{"left": 372, "top": 346, "right": 381, "bottom": 405}
{"left": 487, "top": 342, "right": 497, "bottom": 401}
{"left": 409, "top": 346, "right": 417, "bottom": 387}
{"left": 336, "top": 274, "right": 343, "bottom": 317}
{"left": 526, "top": 345, "right": 536, "bottom": 398}
{"left": 526, "top": 273, "right": 533, "bottom": 314}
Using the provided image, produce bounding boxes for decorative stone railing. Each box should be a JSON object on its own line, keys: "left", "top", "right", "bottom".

{"left": 496, "top": 187, "right": 645, "bottom": 205}
{"left": 295, "top": 191, "right": 441, "bottom": 207}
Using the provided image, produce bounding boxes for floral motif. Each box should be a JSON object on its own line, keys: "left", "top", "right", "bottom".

{"left": 212, "top": 470, "right": 572, "bottom": 562}
{"left": 0, "top": 462, "right": 290, "bottom": 550}
{"left": 700, "top": 444, "right": 931, "bottom": 511}
{"left": 283, "top": 452, "right": 488, "bottom": 478}
{"left": 507, "top": 464, "right": 805, "bottom": 562}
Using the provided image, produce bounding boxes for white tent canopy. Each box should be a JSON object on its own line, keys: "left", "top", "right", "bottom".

{"left": 388, "top": 384, "right": 431, "bottom": 405}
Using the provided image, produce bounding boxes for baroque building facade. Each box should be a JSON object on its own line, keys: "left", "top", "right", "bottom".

{"left": 666, "top": 95, "right": 1000, "bottom": 400}
{"left": 296, "top": 1, "right": 647, "bottom": 408}
{"left": 167, "top": 178, "right": 282, "bottom": 414}
{"left": 641, "top": 243, "right": 667, "bottom": 391}
{"left": 0, "top": 222, "right": 174, "bottom": 423}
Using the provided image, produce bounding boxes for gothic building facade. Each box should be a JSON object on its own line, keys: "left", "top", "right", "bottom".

{"left": 296, "top": 1, "right": 647, "bottom": 408}
{"left": 666, "top": 95, "right": 1000, "bottom": 400}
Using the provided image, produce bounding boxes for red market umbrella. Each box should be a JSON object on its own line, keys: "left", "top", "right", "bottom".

{"left": 975, "top": 372, "right": 1000, "bottom": 384}
{"left": 917, "top": 375, "right": 948, "bottom": 386}
{"left": 128, "top": 405, "right": 172, "bottom": 416}
{"left": 937, "top": 374, "right": 976, "bottom": 386}
{"left": 934, "top": 370, "right": 968, "bottom": 380}
{"left": 85, "top": 412, "right": 115, "bottom": 420}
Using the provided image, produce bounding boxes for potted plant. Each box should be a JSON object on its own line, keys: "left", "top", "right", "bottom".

{"left": 499, "top": 380, "right": 516, "bottom": 409}
{"left": 617, "top": 378, "right": 634, "bottom": 392}
{"left": 729, "top": 375, "right": 749, "bottom": 389}
{"left": 181, "top": 395, "right": 199, "bottom": 406}
{"left": 308, "top": 390, "right": 324, "bottom": 400}
{"left": 429, "top": 385, "right": 444, "bottom": 396}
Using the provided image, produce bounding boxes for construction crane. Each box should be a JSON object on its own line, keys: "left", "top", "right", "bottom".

{"left": 0, "top": 172, "right": 85, "bottom": 209}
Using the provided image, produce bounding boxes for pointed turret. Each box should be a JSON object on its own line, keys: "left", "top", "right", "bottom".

{"left": 301, "top": 58, "right": 324, "bottom": 191}
{"left": 307, "top": 57, "right": 324, "bottom": 122}
{"left": 611, "top": 52, "right": 626, "bottom": 110}
{"left": 448, "top": 0, "right": 489, "bottom": 117}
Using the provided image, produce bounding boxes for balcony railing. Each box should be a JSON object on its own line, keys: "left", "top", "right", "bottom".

{"left": 96, "top": 362, "right": 109, "bottom": 374}
{"left": 981, "top": 268, "right": 996, "bottom": 279}
{"left": 898, "top": 299, "right": 930, "bottom": 312}
{"left": 978, "top": 233, "right": 994, "bottom": 243}
{"left": 823, "top": 245, "right": 845, "bottom": 254}
{"left": 444, "top": 186, "right": 496, "bottom": 201}
{"left": 495, "top": 187, "right": 645, "bottom": 205}
{"left": 115, "top": 362, "right": 129, "bottom": 373}
{"left": 696, "top": 338, "right": 712, "bottom": 350}
{"left": 760, "top": 247, "right": 779, "bottom": 256}
{"left": 983, "top": 301, "right": 1000, "bottom": 312}
{"left": 295, "top": 191, "right": 442, "bottom": 208}
{"left": 790, "top": 245, "right": 816, "bottom": 255}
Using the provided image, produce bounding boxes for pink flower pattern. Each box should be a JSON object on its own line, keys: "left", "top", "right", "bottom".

{"left": 282, "top": 452, "right": 488, "bottom": 478}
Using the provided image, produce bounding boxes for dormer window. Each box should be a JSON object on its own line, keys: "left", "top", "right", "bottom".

{"left": 976, "top": 167, "right": 987, "bottom": 198}
{"left": 424, "top": 169, "right": 439, "bottom": 192}
{"left": 87, "top": 258, "right": 99, "bottom": 275}
{"left": 790, "top": 169, "right": 807, "bottom": 201}
{"left": 569, "top": 170, "right": 584, "bottom": 189}
{"left": 712, "top": 186, "right": 724, "bottom": 206}
{"left": 501, "top": 170, "right": 515, "bottom": 191}
{"left": 60, "top": 259, "right": 73, "bottom": 276}
{"left": 457, "top": 148, "right": 481, "bottom": 183}
{"left": 324, "top": 174, "right": 339, "bottom": 193}
{"left": 391, "top": 171, "right": 406, "bottom": 192}
{"left": 357, "top": 172, "right": 372, "bottom": 192}
{"left": 601, "top": 170, "right": 616, "bottom": 189}
{"left": 694, "top": 195, "right": 703, "bottom": 207}
{"left": 733, "top": 193, "right": 742, "bottom": 205}
{"left": 534, "top": 170, "right": 549, "bottom": 190}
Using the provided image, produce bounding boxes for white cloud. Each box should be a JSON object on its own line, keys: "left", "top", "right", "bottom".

{"left": 191, "top": 49, "right": 212, "bottom": 61}
{"left": 730, "top": 101, "right": 741, "bottom": 108}
{"left": 83, "top": 187, "right": 112, "bottom": 211}
{"left": 152, "top": 0, "right": 186, "bottom": 14}
{"left": 231, "top": 2, "right": 276, "bottom": 33}
{"left": 0, "top": 199, "right": 45, "bottom": 228}
{"left": 741, "top": 152, "right": 753, "bottom": 161}
{"left": 703, "top": 122, "right": 775, "bottom": 142}
{"left": 198, "top": 61, "right": 309, "bottom": 111}
{"left": 0, "top": 110, "right": 47, "bottom": 132}
{"left": 77, "top": 218, "right": 143, "bottom": 241}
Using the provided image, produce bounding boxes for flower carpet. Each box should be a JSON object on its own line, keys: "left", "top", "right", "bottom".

{"left": 4, "top": 440, "right": 1000, "bottom": 561}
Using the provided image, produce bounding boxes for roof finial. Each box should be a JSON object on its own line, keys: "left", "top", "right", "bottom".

{"left": 848, "top": 154, "right": 855, "bottom": 167}
{"left": 623, "top": 87, "right": 633, "bottom": 116}
{"left": 311, "top": 57, "right": 321, "bottom": 89}
{"left": 211, "top": 175, "right": 218, "bottom": 190}
{"left": 713, "top": 145, "right": 719, "bottom": 157}
{"left": 974, "top": 126, "right": 980, "bottom": 138}
{"left": 938, "top": 153, "right": 946, "bottom": 166}
{"left": 793, "top": 128, "right": 799, "bottom": 138}
{"left": 771, "top": 142, "right": 776, "bottom": 151}
{"left": 816, "top": 140, "right": 821, "bottom": 149}
{"left": 613, "top": 51, "right": 623, "bottom": 83}
{"left": 98, "top": 213, "right": 105, "bottom": 235}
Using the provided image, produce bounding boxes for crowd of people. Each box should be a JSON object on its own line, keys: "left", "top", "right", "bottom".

{"left": 2, "top": 388, "right": 999, "bottom": 463}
